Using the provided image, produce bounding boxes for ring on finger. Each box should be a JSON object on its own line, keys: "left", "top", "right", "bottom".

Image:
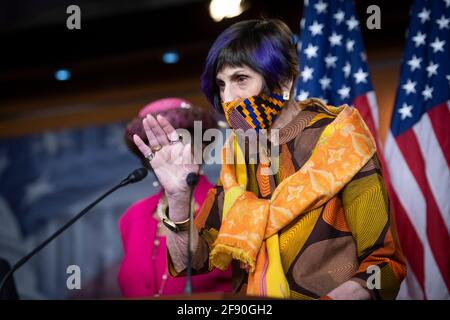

{"left": 145, "top": 152, "right": 155, "bottom": 162}
{"left": 169, "top": 136, "right": 182, "bottom": 145}
{"left": 151, "top": 145, "right": 162, "bottom": 152}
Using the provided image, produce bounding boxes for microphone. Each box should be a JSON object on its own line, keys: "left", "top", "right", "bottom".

{"left": 186, "top": 172, "right": 199, "bottom": 187}
{"left": 0, "top": 167, "right": 148, "bottom": 299}
{"left": 184, "top": 171, "right": 200, "bottom": 295}
{"left": 123, "top": 167, "right": 148, "bottom": 184}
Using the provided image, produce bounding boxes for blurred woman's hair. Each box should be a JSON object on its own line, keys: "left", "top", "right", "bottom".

{"left": 124, "top": 98, "right": 216, "bottom": 169}
{"left": 201, "top": 19, "right": 300, "bottom": 113}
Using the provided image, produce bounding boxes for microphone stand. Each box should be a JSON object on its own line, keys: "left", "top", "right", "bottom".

{"left": 184, "top": 172, "right": 199, "bottom": 295}
{"left": 0, "top": 168, "right": 148, "bottom": 299}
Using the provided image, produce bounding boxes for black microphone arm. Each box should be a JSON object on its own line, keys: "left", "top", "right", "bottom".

{"left": 0, "top": 167, "right": 148, "bottom": 299}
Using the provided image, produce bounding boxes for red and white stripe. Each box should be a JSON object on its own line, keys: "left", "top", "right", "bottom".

{"left": 353, "top": 91, "right": 379, "bottom": 139}
{"left": 384, "top": 101, "right": 450, "bottom": 300}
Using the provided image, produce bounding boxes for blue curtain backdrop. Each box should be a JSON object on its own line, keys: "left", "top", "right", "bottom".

{"left": 0, "top": 121, "right": 221, "bottom": 298}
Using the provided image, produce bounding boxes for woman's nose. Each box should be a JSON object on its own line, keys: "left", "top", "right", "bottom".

{"left": 222, "top": 85, "right": 239, "bottom": 103}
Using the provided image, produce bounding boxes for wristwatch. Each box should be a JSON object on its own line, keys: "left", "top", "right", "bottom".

{"left": 161, "top": 207, "right": 190, "bottom": 233}
{"left": 156, "top": 197, "right": 191, "bottom": 233}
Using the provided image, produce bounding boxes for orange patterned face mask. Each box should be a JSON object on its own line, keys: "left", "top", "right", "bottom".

{"left": 222, "top": 92, "right": 286, "bottom": 132}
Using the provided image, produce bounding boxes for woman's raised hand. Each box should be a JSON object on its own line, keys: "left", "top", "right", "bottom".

{"left": 133, "top": 114, "right": 198, "bottom": 199}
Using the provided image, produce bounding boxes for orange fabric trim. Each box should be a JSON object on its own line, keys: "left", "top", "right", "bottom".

{"left": 357, "top": 230, "right": 407, "bottom": 279}
{"left": 194, "top": 187, "right": 217, "bottom": 230}
{"left": 322, "top": 197, "right": 350, "bottom": 232}
{"left": 256, "top": 162, "right": 272, "bottom": 197}
{"left": 279, "top": 144, "right": 296, "bottom": 181}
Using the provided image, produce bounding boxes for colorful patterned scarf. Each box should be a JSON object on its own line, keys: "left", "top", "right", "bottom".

{"left": 223, "top": 92, "right": 285, "bottom": 132}
{"left": 210, "top": 105, "right": 377, "bottom": 298}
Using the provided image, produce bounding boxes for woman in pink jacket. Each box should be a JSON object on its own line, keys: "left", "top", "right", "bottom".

{"left": 118, "top": 98, "right": 232, "bottom": 297}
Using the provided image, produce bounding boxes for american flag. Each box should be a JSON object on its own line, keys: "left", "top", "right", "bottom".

{"left": 384, "top": 0, "right": 450, "bottom": 299}
{"left": 295, "top": 0, "right": 379, "bottom": 139}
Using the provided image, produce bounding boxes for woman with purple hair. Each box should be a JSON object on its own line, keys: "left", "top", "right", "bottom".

{"left": 133, "top": 19, "right": 406, "bottom": 300}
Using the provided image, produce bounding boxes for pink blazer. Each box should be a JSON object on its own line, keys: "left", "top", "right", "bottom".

{"left": 118, "top": 175, "right": 232, "bottom": 297}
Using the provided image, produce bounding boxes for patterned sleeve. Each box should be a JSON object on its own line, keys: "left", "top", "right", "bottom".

{"left": 167, "top": 185, "right": 225, "bottom": 277}
{"left": 341, "top": 155, "right": 407, "bottom": 299}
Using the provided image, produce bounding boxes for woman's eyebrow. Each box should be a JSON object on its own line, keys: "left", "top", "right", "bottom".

{"left": 229, "top": 69, "right": 247, "bottom": 76}
{"left": 228, "top": 71, "right": 250, "bottom": 81}
{"left": 217, "top": 69, "right": 248, "bottom": 81}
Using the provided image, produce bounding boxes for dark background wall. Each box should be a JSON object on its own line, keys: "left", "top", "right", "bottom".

{"left": 1, "top": 0, "right": 411, "bottom": 141}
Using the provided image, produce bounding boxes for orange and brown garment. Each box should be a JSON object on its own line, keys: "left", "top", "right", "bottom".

{"left": 168, "top": 98, "right": 407, "bottom": 300}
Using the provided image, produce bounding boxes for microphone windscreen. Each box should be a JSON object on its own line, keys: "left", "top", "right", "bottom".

{"left": 128, "top": 168, "right": 148, "bottom": 183}
{"left": 186, "top": 172, "right": 199, "bottom": 187}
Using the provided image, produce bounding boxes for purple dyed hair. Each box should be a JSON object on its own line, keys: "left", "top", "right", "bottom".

{"left": 200, "top": 19, "right": 300, "bottom": 113}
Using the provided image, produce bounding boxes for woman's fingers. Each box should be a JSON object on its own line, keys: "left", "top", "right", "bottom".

{"left": 169, "top": 141, "right": 182, "bottom": 164}
{"left": 133, "top": 134, "right": 152, "bottom": 158}
{"left": 182, "top": 143, "right": 198, "bottom": 173}
{"left": 156, "top": 114, "right": 180, "bottom": 142}
{"left": 181, "top": 143, "right": 192, "bottom": 163}
{"left": 143, "top": 117, "right": 162, "bottom": 150}
{"left": 145, "top": 114, "right": 170, "bottom": 146}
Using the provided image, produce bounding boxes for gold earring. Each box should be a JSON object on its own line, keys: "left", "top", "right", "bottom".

{"left": 283, "top": 90, "right": 290, "bottom": 100}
